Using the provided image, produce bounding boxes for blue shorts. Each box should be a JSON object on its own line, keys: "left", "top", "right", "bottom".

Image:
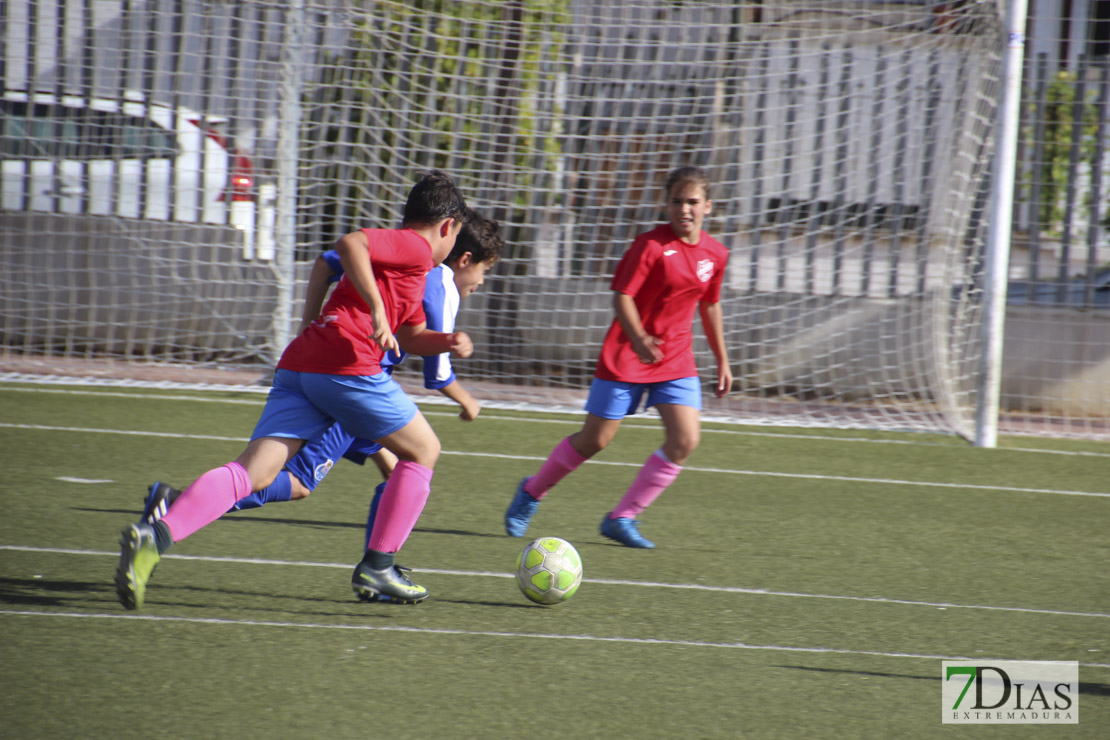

{"left": 281, "top": 423, "right": 384, "bottom": 491}
{"left": 585, "top": 376, "right": 702, "bottom": 420}
{"left": 342, "top": 437, "right": 386, "bottom": 465}
{"left": 252, "top": 368, "right": 417, "bottom": 447}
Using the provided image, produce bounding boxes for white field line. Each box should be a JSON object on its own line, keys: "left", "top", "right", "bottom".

{"left": 4, "top": 384, "right": 1110, "bottom": 459}
{"left": 1, "top": 609, "right": 1108, "bottom": 668}
{"left": 3, "top": 421, "right": 1108, "bottom": 499}
{"left": 3, "top": 545, "right": 1108, "bottom": 623}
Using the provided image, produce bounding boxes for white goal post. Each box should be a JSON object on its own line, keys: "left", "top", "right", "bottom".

{"left": 2, "top": 0, "right": 1105, "bottom": 441}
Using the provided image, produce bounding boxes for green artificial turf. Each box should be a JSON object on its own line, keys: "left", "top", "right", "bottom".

{"left": 1, "top": 383, "right": 1107, "bottom": 738}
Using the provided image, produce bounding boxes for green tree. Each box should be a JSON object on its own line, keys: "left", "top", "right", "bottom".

{"left": 1026, "top": 70, "right": 1107, "bottom": 238}
{"left": 298, "top": 0, "right": 570, "bottom": 256}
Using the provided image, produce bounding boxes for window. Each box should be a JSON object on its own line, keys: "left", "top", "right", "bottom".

{"left": 0, "top": 101, "right": 179, "bottom": 160}
{"left": 1091, "top": 0, "right": 1110, "bottom": 57}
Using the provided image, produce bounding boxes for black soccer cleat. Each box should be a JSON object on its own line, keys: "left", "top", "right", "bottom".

{"left": 142, "top": 481, "right": 181, "bottom": 524}
{"left": 351, "top": 562, "right": 428, "bottom": 604}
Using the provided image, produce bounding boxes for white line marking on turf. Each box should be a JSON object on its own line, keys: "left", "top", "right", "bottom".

{"left": 0, "top": 610, "right": 1107, "bottom": 668}
{"left": 55, "top": 476, "right": 115, "bottom": 484}
{"left": 0, "top": 422, "right": 244, "bottom": 443}
{"left": 0, "top": 385, "right": 268, "bottom": 404}
{"left": 6, "top": 384, "right": 1110, "bottom": 459}
{"left": 4, "top": 545, "right": 1107, "bottom": 620}
{"left": 2, "top": 422, "right": 1108, "bottom": 498}
{"left": 440, "top": 450, "right": 1110, "bottom": 499}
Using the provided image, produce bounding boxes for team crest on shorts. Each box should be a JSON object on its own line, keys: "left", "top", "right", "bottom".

{"left": 314, "top": 459, "right": 335, "bottom": 482}
{"left": 696, "top": 259, "right": 715, "bottom": 283}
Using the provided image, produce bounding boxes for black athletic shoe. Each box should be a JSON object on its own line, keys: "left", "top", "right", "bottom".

{"left": 142, "top": 481, "right": 181, "bottom": 524}
{"left": 351, "top": 562, "right": 428, "bottom": 604}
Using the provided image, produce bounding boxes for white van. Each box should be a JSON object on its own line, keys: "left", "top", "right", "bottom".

{"left": 0, "top": 90, "right": 256, "bottom": 240}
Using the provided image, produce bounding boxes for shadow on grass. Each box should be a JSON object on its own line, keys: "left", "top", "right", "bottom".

{"left": 158, "top": 583, "right": 414, "bottom": 619}
{"left": 0, "top": 575, "right": 110, "bottom": 607}
{"left": 0, "top": 573, "right": 536, "bottom": 619}
{"left": 432, "top": 597, "right": 535, "bottom": 609}
{"left": 80, "top": 507, "right": 498, "bottom": 539}
{"left": 413, "top": 526, "right": 503, "bottom": 539}
{"left": 777, "top": 664, "right": 938, "bottom": 682}
{"left": 0, "top": 574, "right": 415, "bottom": 619}
{"left": 776, "top": 664, "right": 1110, "bottom": 697}
{"left": 160, "top": 586, "right": 533, "bottom": 614}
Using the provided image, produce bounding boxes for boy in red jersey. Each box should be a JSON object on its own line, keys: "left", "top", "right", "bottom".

{"left": 140, "top": 211, "right": 503, "bottom": 559}
{"left": 505, "top": 166, "right": 732, "bottom": 548}
{"left": 115, "top": 171, "right": 468, "bottom": 608}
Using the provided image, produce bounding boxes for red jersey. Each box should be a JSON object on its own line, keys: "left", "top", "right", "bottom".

{"left": 595, "top": 223, "right": 728, "bottom": 383}
{"left": 278, "top": 228, "right": 433, "bottom": 375}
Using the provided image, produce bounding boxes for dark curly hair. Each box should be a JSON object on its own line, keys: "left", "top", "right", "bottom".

{"left": 402, "top": 170, "right": 468, "bottom": 226}
{"left": 446, "top": 210, "right": 503, "bottom": 265}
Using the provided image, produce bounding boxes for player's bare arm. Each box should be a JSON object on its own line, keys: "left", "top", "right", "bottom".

{"left": 298, "top": 256, "right": 338, "bottom": 333}
{"left": 335, "top": 230, "right": 397, "bottom": 354}
{"left": 698, "top": 299, "right": 732, "bottom": 398}
{"left": 613, "top": 291, "right": 663, "bottom": 364}
{"left": 437, "top": 379, "right": 481, "bottom": 421}
{"left": 395, "top": 323, "right": 473, "bottom": 359}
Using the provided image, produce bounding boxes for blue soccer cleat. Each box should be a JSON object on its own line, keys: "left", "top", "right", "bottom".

{"left": 504, "top": 477, "right": 540, "bottom": 537}
{"left": 599, "top": 515, "right": 655, "bottom": 549}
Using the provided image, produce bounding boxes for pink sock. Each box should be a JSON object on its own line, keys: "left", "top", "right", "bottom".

{"left": 609, "top": 450, "right": 682, "bottom": 519}
{"left": 162, "top": 462, "right": 251, "bottom": 542}
{"left": 367, "top": 460, "right": 434, "bottom": 553}
{"left": 525, "top": 436, "right": 587, "bottom": 500}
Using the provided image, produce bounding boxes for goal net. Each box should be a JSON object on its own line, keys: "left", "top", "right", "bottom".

{"left": 1, "top": 0, "right": 1048, "bottom": 439}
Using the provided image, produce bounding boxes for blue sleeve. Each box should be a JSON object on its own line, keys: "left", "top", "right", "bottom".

{"left": 322, "top": 250, "right": 343, "bottom": 283}
{"left": 422, "top": 271, "right": 447, "bottom": 332}
{"left": 420, "top": 270, "right": 456, "bottom": 390}
{"left": 380, "top": 348, "right": 406, "bottom": 373}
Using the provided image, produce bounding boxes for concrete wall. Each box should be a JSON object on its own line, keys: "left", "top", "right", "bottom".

{"left": 0, "top": 211, "right": 278, "bottom": 362}
{"left": 1001, "top": 306, "right": 1110, "bottom": 416}
{"left": 460, "top": 277, "right": 1109, "bottom": 416}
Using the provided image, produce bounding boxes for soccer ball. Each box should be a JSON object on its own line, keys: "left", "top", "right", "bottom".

{"left": 514, "top": 537, "right": 583, "bottom": 605}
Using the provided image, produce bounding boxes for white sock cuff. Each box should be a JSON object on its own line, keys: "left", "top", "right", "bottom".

{"left": 653, "top": 448, "right": 678, "bottom": 467}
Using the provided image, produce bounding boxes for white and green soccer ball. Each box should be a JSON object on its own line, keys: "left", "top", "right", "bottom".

{"left": 514, "top": 537, "right": 583, "bottom": 605}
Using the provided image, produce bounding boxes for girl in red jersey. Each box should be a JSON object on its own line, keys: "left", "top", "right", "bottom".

{"left": 505, "top": 166, "right": 732, "bottom": 548}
